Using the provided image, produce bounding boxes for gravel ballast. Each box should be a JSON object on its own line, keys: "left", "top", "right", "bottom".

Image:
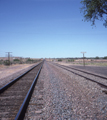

{"left": 24, "top": 61, "right": 107, "bottom": 120}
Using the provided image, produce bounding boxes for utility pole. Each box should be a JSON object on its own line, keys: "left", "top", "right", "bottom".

{"left": 6, "top": 52, "right": 12, "bottom": 65}
{"left": 81, "top": 52, "right": 86, "bottom": 66}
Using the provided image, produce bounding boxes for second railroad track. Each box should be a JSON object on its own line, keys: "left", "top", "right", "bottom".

{"left": 51, "top": 62, "right": 107, "bottom": 89}
{"left": 0, "top": 61, "right": 44, "bottom": 120}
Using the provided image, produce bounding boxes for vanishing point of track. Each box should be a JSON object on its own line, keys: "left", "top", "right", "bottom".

{"left": 0, "top": 61, "right": 44, "bottom": 120}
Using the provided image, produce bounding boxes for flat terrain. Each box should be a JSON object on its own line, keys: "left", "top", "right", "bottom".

{"left": 55, "top": 62, "right": 107, "bottom": 77}
{"left": 0, "top": 61, "right": 107, "bottom": 119}
{"left": 0, "top": 63, "right": 39, "bottom": 88}
{"left": 69, "top": 65, "right": 107, "bottom": 77}
{"left": 53, "top": 59, "right": 107, "bottom": 66}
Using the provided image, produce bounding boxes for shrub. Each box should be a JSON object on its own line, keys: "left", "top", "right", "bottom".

{"left": 4, "top": 60, "right": 10, "bottom": 65}
{"left": 26, "top": 58, "right": 34, "bottom": 64}
{"left": 58, "top": 59, "right": 62, "bottom": 62}
{"left": 95, "top": 56, "right": 99, "bottom": 59}
{"left": 68, "top": 59, "right": 74, "bottom": 62}
{"left": 0, "top": 60, "right": 3, "bottom": 64}
{"left": 13, "top": 59, "right": 20, "bottom": 61}
{"left": 13, "top": 59, "right": 21, "bottom": 64}
{"left": 103, "top": 56, "right": 107, "bottom": 59}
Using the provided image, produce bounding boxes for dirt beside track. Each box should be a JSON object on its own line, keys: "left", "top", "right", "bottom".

{"left": 55, "top": 62, "right": 107, "bottom": 77}
{"left": 0, "top": 63, "right": 39, "bottom": 88}
{"left": 69, "top": 65, "right": 107, "bottom": 77}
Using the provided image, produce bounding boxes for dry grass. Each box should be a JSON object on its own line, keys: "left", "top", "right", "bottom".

{"left": 0, "top": 64, "right": 35, "bottom": 80}
{"left": 55, "top": 61, "right": 107, "bottom": 66}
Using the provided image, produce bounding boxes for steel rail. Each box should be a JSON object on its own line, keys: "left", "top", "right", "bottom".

{"left": 60, "top": 64, "right": 107, "bottom": 79}
{"left": 52, "top": 63, "right": 107, "bottom": 89}
{"left": 0, "top": 62, "right": 42, "bottom": 94}
{"left": 14, "top": 61, "right": 44, "bottom": 120}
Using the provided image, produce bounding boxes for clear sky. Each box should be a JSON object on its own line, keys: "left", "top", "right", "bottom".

{"left": 0, "top": 0, "right": 107, "bottom": 58}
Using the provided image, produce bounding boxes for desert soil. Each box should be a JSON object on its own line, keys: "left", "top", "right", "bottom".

{"left": 0, "top": 63, "right": 39, "bottom": 88}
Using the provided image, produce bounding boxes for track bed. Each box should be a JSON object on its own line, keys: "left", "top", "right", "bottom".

{"left": 0, "top": 63, "right": 42, "bottom": 120}
{"left": 24, "top": 61, "right": 107, "bottom": 120}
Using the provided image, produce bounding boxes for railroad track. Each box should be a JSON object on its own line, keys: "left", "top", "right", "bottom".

{"left": 51, "top": 62, "right": 107, "bottom": 90}
{"left": 0, "top": 61, "right": 44, "bottom": 120}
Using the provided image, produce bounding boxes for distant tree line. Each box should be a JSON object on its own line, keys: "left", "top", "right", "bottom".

{"left": 56, "top": 56, "right": 107, "bottom": 62}
{"left": 0, "top": 58, "right": 41, "bottom": 66}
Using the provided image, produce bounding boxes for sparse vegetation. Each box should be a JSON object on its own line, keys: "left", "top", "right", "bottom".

{"left": 0, "top": 57, "right": 42, "bottom": 66}
{"left": 26, "top": 58, "right": 41, "bottom": 64}
{"left": 13, "top": 59, "right": 20, "bottom": 64}
{"left": 58, "top": 59, "right": 62, "bottom": 62}
{"left": 4, "top": 60, "right": 11, "bottom": 66}
{"left": 0, "top": 60, "right": 3, "bottom": 64}
{"left": 103, "top": 56, "right": 107, "bottom": 59}
{"left": 68, "top": 59, "right": 74, "bottom": 62}
{"left": 95, "top": 56, "right": 99, "bottom": 59}
{"left": 13, "top": 59, "right": 20, "bottom": 61}
{"left": 26, "top": 58, "right": 34, "bottom": 63}
{"left": 50, "top": 57, "right": 107, "bottom": 66}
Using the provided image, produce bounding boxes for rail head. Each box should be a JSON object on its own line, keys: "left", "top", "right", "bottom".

{"left": 14, "top": 62, "right": 44, "bottom": 120}
{"left": 51, "top": 62, "right": 107, "bottom": 89}
{"left": 52, "top": 62, "right": 107, "bottom": 80}
{"left": 0, "top": 61, "right": 43, "bottom": 94}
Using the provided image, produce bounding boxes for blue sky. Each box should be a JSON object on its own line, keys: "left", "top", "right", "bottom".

{"left": 0, "top": 0, "right": 107, "bottom": 58}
